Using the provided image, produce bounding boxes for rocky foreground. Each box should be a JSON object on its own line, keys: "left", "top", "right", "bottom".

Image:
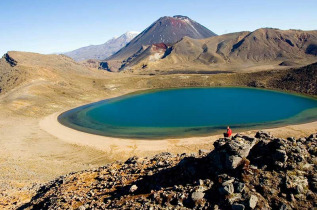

{"left": 20, "top": 132, "right": 317, "bottom": 209}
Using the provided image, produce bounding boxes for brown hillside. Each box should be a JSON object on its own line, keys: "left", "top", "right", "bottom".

{"left": 0, "top": 51, "right": 317, "bottom": 208}
{"left": 123, "top": 29, "right": 317, "bottom": 73}
{"left": 0, "top": 51, "right": 104, "bottom": 94}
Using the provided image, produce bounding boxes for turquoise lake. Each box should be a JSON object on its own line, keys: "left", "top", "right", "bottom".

{"left": 58, "top": 87, "right": 317, "bottom": 139}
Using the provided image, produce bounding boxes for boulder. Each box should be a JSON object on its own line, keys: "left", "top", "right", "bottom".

{"left": 287, "top": 137, "right": 295, "bottom": 142}
{"left": 211, "top": 137, "right": 257, "bottom": 170}
{"left": 213, "top": 138, "right": 227, "bottom": 149}
{"left": 234, "top": 182, "right": 245, "bottom": 193}
{"left": 273, "top": 149, "right": 288, "bottom": 163}
{"left": 308, "top": 133, "right": 317, "bottom": 139}
{"left": 255, "top": 131, "right": 272, "bottom": 139}
{"left": 228, "top": 193, "right": 242, "bottom": 205}
{"left": 285, "top": 175, "right": 308, "bottom": 194}
{"left": 219, "top": 182, "right": 234, "bottom": 195}
{"left": 196, "top": 179, "right": 204, "bottom": 186}
{"left": 224, "top": 139, "right": 254, "bottom": 157}
{"left": 129, "top": 185, "right": 138, "bottom": 193}
{"left": 125, "top": 156, "right": 139, "bottom": 164}
{"left": 248, "top": 195, "right": 258, "bottom": 209}
{"left": 232, "top": 203, "right": 245, "bottom": 210}
{"left": 225, "top": 155, "right": 243, "bottom": 170}
{"left": 199, "top": 149, "right": 210, "bottom": 156}
{"left": 279, "top": 203, "right": 292, "bottom": 210}
{"left": 191, "top": 191, "right": 205, "bottom": 202}
{"left": 78, "top": 206, "right": 86, "bottom": 210}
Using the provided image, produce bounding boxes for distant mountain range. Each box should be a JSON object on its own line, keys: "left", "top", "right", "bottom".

{"left": 103, "top": 25, "right": 317, "bottom": 72}
{"left": 62, "top": 15, "right": 317, "bottom": 73}
{"left": 64, "top": 31, "right": 139, "bottom": 61}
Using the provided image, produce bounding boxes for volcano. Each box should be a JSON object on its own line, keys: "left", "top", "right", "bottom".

{"left": 105, "top": 15, "right": 216, "bottom": 71}
{"left": 112, "top": 28, "right": 317, "bottom": 73}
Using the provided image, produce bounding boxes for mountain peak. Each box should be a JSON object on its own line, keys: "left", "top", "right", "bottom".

{"left": 64, "top": 32, "right": 139, "bottom": 61}
{"left": 125, "top": 31, "right": 139, "bottom": 35}
{"left": 122, "top": 31, "right": 140, "bottom": 39}
{"left": 108, "top": 15, "right": 217, "bottom": 63}
{"left": 172, "top": 15, "right": 190, "bottom": 20}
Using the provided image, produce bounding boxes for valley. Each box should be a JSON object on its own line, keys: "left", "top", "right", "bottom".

{"left": 0, "top": 12, "right": 317, "bottom": 209}
{"left": 0, "top": 50, "right": 316, "bottom": 208}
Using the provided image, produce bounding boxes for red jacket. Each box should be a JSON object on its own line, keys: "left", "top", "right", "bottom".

{"left": 227, "top": 129, "right": 232, "bottom": 137}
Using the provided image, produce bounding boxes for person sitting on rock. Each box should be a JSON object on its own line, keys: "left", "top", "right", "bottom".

{"left": 224, "top": 126, "right": 232, "bottom": 138}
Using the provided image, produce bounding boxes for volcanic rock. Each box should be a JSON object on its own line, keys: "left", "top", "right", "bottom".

{"left": 20, "top": 132, "right": 317, "bottom": 209}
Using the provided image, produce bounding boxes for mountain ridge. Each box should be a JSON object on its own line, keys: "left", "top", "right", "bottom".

{"left": 118, "top": 28, "right": 317, "bottom": 73}
{"left": 63, "top": 31, "right": 139, "bottom": 61}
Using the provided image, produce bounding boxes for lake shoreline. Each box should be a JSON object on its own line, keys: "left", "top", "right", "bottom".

{"left": 1, "top": 65, "right": 316, "bottom": 208}
{"left": 57, "top": 87, "right": 317, "bottom": 139}
{"left": 40, "top": 108, "right": 317, "bottom": 162}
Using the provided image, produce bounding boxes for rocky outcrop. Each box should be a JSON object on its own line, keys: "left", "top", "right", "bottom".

{"left": 21, "top": 132, "right": 317, "bottom": 209}
{"left": 3, "top": 53, "right": 17, "bottom": 67}
{"left": 211, "top": 134, "right": 257, "bottom": 170}
{"left": 0, "top": 53, "right": 27, "bottom": 94}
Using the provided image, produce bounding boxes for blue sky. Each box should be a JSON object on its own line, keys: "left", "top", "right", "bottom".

{"left": 0, "top": 0, "right": 316, "bottom": 56}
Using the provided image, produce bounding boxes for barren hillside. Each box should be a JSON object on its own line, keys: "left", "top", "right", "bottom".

{"left": 119, "top": 29, "right": 317, "bottom": 73}
{"left": 0, "top": 51, "right": 317, "bottom": 209}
